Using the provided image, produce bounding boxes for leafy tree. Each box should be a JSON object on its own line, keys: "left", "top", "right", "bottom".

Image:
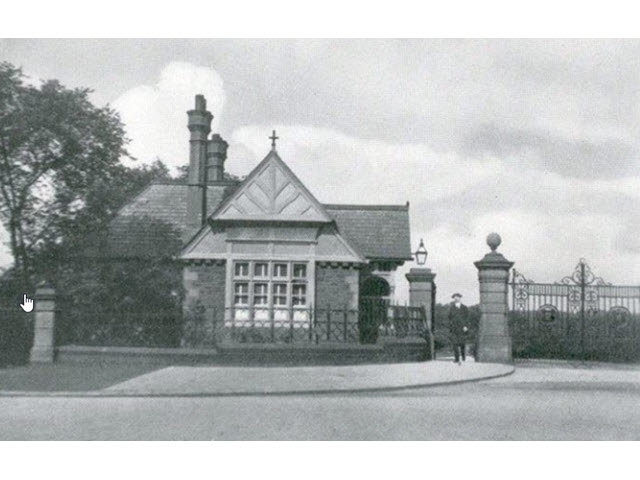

{"left": 0, "top": 62, "right": 135, "bottom": 289}
{"left": 39, "top": 159, "right": 172, "bottom": 265}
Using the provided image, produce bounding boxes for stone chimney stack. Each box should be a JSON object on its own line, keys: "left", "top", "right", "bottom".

{"left": 187, "top": 94, "right": 213, "bottom": 229}
{"left": 207, "top": 134, "right": 228, "bottom": 182}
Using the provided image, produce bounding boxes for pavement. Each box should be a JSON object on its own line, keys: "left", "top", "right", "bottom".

{"left": 0, "top": 359, "right": 513, "bottom": 396}
{"left": 102, "top": 360, "right": 513, "bottom": 396}
{"left": 0, "top": 361, "right": 638, "bottom": 440}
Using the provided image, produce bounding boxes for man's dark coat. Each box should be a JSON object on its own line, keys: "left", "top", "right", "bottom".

{"left": 448, "top": 303, "right": 469, "bottom": 344}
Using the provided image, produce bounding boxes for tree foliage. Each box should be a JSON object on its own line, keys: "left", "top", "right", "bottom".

{"left": 0, "top": 62, "right": 172, "bottom": 288}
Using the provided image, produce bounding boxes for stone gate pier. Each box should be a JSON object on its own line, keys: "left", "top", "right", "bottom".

{"left": 30, "top": 283, "right": 57, "bottom": 363}
{"left": 474, "top": 233, "right": 513, "bottom": 363}
{"left": 406, "top": 267, "right": 436, "bottom": 359}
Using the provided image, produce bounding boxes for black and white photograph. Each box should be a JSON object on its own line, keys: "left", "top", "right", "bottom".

{"left": 1, "top": 3, "right": 639, "bottom": 472}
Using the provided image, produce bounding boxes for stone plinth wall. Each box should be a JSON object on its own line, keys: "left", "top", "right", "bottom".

{"left": 56, "top": 341, "right": 429, "bottom": 366}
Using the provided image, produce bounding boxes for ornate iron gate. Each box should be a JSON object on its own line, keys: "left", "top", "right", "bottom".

{"left": 509, "top": 259, "right": 640, "bottom": 362}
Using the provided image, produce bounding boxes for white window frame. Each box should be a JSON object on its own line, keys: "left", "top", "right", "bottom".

{"left": 254, "top": 262, "right": 269, "bottom": 279}
{"left": 229, "top": 260, "right": 311, "bottom": 326}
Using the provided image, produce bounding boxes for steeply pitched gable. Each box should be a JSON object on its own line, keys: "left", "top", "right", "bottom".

{"left": 211, "top": 151, "right": 333, "bottom": 223}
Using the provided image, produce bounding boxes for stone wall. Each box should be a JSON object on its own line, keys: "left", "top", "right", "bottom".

{"left": 182, "top": 261, "right": 226, "bottom": 346}
{"left": 315, "top": 265, "right": 359, "bottom": 310}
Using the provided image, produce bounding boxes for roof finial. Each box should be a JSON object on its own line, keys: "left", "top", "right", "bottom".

{"left": 269, "top": 130, "right": 279, "bottom": 151}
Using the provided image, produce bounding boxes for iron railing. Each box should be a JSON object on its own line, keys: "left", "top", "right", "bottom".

{"left": 509, "top": 259, "right": 640, "bottom": 362}
{"left": 58, "top": 302, "right": 429, "bottom": 348}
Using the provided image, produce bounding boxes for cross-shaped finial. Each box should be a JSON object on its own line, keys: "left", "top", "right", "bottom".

{"left": 269, "top": 130, "right": 279, "bottom": 151}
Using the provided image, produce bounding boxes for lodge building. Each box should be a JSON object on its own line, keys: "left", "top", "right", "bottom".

{"left": 108, "top": 95, "right": 416, "bottom": 344}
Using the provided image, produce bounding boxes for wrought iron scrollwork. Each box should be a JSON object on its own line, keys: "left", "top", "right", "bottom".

{"left": 537, "top": 304, "right": 558, "bottom": 324}
{"left": 608, "top": 306, "right": 631, "bottom": 329}
{"left": 557, "top": 258, "right": 611, "bottom": 314}
{"left": 512, "top": 269, "right": 534, "bottom": 312}
{"left": 559, "top": 258, "right": 611, "bottom": 287}
{"left": 509, "top": 258, "right": 639, "bottom": 362}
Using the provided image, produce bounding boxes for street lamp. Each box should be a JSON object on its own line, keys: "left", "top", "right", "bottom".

{"left": 414, "top": 238, "right": 428, "bottom": 265}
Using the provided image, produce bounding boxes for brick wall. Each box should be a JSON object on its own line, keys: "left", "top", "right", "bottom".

{"left": 315, "top": 265, "right": 359, "bottom": 310}
{"left": 182, "top": 262, "right": 226, "bottom": 346}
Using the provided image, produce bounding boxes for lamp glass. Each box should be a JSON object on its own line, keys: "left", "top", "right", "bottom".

{"left": 415, "top": 239, "right": 428, "bottom": 265}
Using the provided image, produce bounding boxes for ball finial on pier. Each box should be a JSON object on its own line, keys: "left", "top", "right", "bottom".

{"left": 486, "top": 232, "right": 502, "bottom": 252}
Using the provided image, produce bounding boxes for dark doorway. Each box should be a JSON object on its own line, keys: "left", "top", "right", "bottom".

{"left": 359, "top": 276, "right": 390, "bottom": 344}
{"left": 361, "top": 276, "right": 391, "bottom": 298}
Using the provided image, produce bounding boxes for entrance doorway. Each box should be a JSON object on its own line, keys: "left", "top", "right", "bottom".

{"left": 359, "top": 276, "right": 390, "bottom": 344}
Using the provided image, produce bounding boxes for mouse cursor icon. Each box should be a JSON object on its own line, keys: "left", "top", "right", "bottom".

{"left": 20, "top": 294, "right": 34, "bottom": 312}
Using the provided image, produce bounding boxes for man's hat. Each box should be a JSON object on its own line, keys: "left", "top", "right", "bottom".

{"left": 451, "top": 293, "right": 463, "bottom": 299}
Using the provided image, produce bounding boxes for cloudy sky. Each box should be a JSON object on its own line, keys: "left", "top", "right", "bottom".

{"left": 1, "top": 39, "right": 639, "bottom": 302}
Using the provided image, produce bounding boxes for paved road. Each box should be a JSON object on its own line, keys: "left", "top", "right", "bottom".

{"left": 1, "top": 364, "right": 638, "bottom": 440}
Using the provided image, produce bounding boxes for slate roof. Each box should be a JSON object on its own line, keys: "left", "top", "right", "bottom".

{"left": 324, "top": 204, "right": 412, "bottom": 260}
{"left": 106, "top": 183, "right": 412, "bottom": 261}
{"left": 105, "top": 182, "right": 238, "bottom": 258}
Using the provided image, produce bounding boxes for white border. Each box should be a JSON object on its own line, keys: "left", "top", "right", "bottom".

{"left": 2, "top": 1, "right": 640, "bottom": 37}
{"left": 2, "top": 442, "right": 639, "bottom": 479}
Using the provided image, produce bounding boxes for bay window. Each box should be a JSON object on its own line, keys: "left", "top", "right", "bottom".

{"left": 230, "top": 260, "right": 310, "bottom": 326}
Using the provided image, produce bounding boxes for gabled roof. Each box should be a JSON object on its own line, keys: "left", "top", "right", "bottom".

{"left": 210, "top": 150, "right": 333, "bottom": 223}
{"left": 104, "top": 167, "right": 412, "bottom": 262}
{"left": 323, "top": 204, "right": 412, "bottom": 260}
{"left": 105, "top": 181, "right": 238, "bottom": 258}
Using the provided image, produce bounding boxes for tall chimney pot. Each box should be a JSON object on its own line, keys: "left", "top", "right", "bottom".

{"left": 207, "top": 134, "right": 229, "bottom": 182}
{"left": 195, "top": 94, "right": 207, "bottom": 111}
{"left": 187, "top": 94, "right": 213, "bottom": 229}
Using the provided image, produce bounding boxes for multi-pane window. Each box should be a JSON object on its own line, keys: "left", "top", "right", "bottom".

{"left": 231, "top": 261, "right": 309, "bottom": 322}
{"left": 235, "top": 262, "right": 249, "bottom": 277}
{"left": 293, "top": 263, "right": 306, "bottom": 279}
{"left": 292, "top": 284, "right": 307, "bottom": 306}
{"left": 254, "top": 263, "right": 268, "bottom": 278}
{"left": 253, "top": 283, "right": 268, "bottom": 306}
{"left": 273, "top": 283, "right": 288, "bottom": 306}
{"left": 234, "top": 283, "right": 249, "bottom": 306}
{"left": 273, "top": 263, "right": 287, "bottom": 279}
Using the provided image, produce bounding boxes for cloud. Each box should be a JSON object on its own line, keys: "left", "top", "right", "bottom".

{"left": 230, "top": 125, "right": 498, "bottom": 204}
{"left": 113, "top": 62, "right": 225, "bottom": 171}
{"left": 4, "top": 48, "right": 638, "bottom": 306}
{"left": 227, "top": 124, "right": 640, "bottom": 303}
{"left": 460, "top": 124, "right": 639, "bottom": 180}
{"left": 212, "top": 40, "right": 640, "bottom": 182}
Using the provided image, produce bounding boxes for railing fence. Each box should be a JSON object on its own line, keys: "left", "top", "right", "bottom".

{"left": 57, "top": 300, "right": 429, "bottom": 348}
{"left": 509, "top": 259, "right": 640, "bottom": 362}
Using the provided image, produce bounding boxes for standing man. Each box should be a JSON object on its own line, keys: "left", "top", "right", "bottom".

{"left": 448, "top": 293, "right": 469, "bottom": 365}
